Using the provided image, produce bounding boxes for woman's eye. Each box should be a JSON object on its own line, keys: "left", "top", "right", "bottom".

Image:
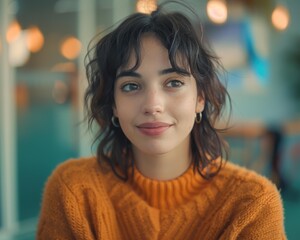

{"left": 166, "top": 80, "right": 184, "bottom": 88}
{"left": 121, "top": 83, "right": 139, "bottom": 92}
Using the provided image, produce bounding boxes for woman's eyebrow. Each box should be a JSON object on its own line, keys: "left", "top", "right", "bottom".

{"left": 116, "top": 71, "right": 141, "bottom": 79}
{"left": 159, "top": 68, "right": 190, "bottom": 76}
{"left": 116, "top": 68, "right": 191, "bottom": 80}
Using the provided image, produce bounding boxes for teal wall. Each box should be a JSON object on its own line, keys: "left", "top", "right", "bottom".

{"left": 16, "top": 71, "right": 79, "bottom": 222}
{"left": 228, "top": 0, "right": 300, "bottom": 125}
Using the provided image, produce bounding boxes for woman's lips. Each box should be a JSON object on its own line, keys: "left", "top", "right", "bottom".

{"left": 137, "top": 122, "right": 172, "bottom": 136}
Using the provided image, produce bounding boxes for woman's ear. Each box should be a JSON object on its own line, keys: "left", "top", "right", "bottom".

{"left": 196, "top": 95, "right": 205, "bottom": 113}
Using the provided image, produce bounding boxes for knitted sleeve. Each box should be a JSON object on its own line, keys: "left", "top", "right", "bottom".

{"left": 36, "top": 168, "right": 95, "bottom": 240}
{"left": 229, "top": 184, "right": 286, "bottom": 240}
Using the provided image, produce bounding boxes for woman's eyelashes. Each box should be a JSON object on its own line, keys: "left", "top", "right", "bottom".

{"left": 119, "top": 78, "right": 186, "bottom": 93}
{"left": 165, "top": 79, "right": 184, "bottom": 88}
{"left": 120, "top": 82, "right": 140, "bottom": 92}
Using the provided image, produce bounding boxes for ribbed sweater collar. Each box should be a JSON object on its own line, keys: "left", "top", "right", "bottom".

{"left": 129, "top": 164, "right": 206, "bottom": 210}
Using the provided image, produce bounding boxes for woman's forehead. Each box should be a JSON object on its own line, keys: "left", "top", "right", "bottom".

{"left": 119, "top": 35, "right": 190, "bottom": 72}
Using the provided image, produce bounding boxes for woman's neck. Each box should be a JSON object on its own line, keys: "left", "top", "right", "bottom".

{"left": 133, "top": 147, "right": 192, "bottom": 181}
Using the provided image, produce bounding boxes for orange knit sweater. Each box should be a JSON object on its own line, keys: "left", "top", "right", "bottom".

{"left": 37, "top": 157, "right": 286, "bottom": 239}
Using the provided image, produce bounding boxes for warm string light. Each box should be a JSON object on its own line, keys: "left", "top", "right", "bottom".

{"left": 7, "top": 20, "right": 28, "bottom": 66}
{"left": 5, "top": 20, "right": 45, "bottom": 66}
{"left": 8, "top": 31, "right": 30, "bottom": 67}
{"left": 60, "top": 36, "right": 82, "bottom": 60}
{"left": 205, "top": 0, "right": 290, "bottom": 31}
{"left": 26, "top": 26, "right": 44, "bottom": 52}
{"left": 206, "top": 0, "right": 228, "bottom": 24}
{"left": 6, "top": 20, "right": 21, "bottom": 43}
{"left": 5, "top": 19, "right": 82, "bottom": 66}
{"left": 3, "top": 2, "right": 290, "bottom": 67}
{"left": 136, "top": 0, "right": 157, "bottom": 14}
{"left": 271, "top": 4, "right": 289, "bottom": 31}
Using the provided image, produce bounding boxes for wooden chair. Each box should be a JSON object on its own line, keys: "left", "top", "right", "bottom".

{"left": 220, "top": 121, "right": 274, "bottom": 178}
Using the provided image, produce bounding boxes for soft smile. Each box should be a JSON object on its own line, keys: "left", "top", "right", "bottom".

{"left": 137, "top": 122, "right": 172, "bottom": 136}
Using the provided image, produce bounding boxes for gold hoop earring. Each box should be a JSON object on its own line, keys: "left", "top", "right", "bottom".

{"left": 195, "top": 112, "right": 202, "bottom": 124}
{"left": 111, "top": 116, "right": 120, "bottom": 127}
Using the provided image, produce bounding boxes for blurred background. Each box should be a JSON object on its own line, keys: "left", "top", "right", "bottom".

{"left": 0, "top": 0, "right": 299, "bottom": 239}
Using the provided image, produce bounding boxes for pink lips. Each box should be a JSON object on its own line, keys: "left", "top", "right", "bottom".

{"left": 137, "top": 122, "right": 171, "bottom": 136}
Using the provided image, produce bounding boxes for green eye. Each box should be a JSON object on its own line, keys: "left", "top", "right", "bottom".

{"left": 166, "top": 80, "right": 184, "bottom": 88}
{"left": 121, "top": 83, "right": 140, "bottom": 92}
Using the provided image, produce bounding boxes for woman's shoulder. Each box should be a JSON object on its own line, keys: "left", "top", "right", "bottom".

{"left": 206, "top": 161, "right": 286, "bottom": 238}
{"left": 46, "top": 156, "right": 113, "bottom": 193}
{"left": 217, "top": 161, "right": 281, "bottom": 199}
{"left": 53, "top": 156, "right": 99, "bottom": 177}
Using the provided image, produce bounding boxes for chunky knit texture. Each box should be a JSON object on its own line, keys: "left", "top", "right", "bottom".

{"left": 37, "top": 157, "right": 286, "bottom": 239}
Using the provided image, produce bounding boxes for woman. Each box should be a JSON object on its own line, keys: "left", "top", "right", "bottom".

{"left": 37, "top": 2, "right": 286, "bottom": 239}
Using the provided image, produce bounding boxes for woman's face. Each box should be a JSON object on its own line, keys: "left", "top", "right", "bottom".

{"left": 113, "top": 35, "right": 204, "bottom": 157}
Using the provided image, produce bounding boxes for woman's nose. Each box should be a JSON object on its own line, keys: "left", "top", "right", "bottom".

{"left": 142, "top": 89, "right": 164, "bottom": 115}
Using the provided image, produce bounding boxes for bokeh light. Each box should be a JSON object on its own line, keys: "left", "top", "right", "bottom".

{"left": 26, "top": 26, "right": 44, "bottom": 53}
{"left": 6, "top": 20, "right": 21, "bottom": 43}
{"left": 136, "top": 0, "right": 157, "bottom": 14}
{"left": 272, "top": 5, "right": 289, "bottom": 31}
{"left": 207, "top": 0, "right": 228, "bottom": 24}
{"left": 9, "top": 31, "right": 30, "bottom": 67}
{"left": 60, "top": 36, "right": 82, "bottom": 60}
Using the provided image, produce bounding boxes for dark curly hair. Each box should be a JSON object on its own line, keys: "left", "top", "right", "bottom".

{"left": 84, "top": 2, "right": 231, "bottom": 181}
